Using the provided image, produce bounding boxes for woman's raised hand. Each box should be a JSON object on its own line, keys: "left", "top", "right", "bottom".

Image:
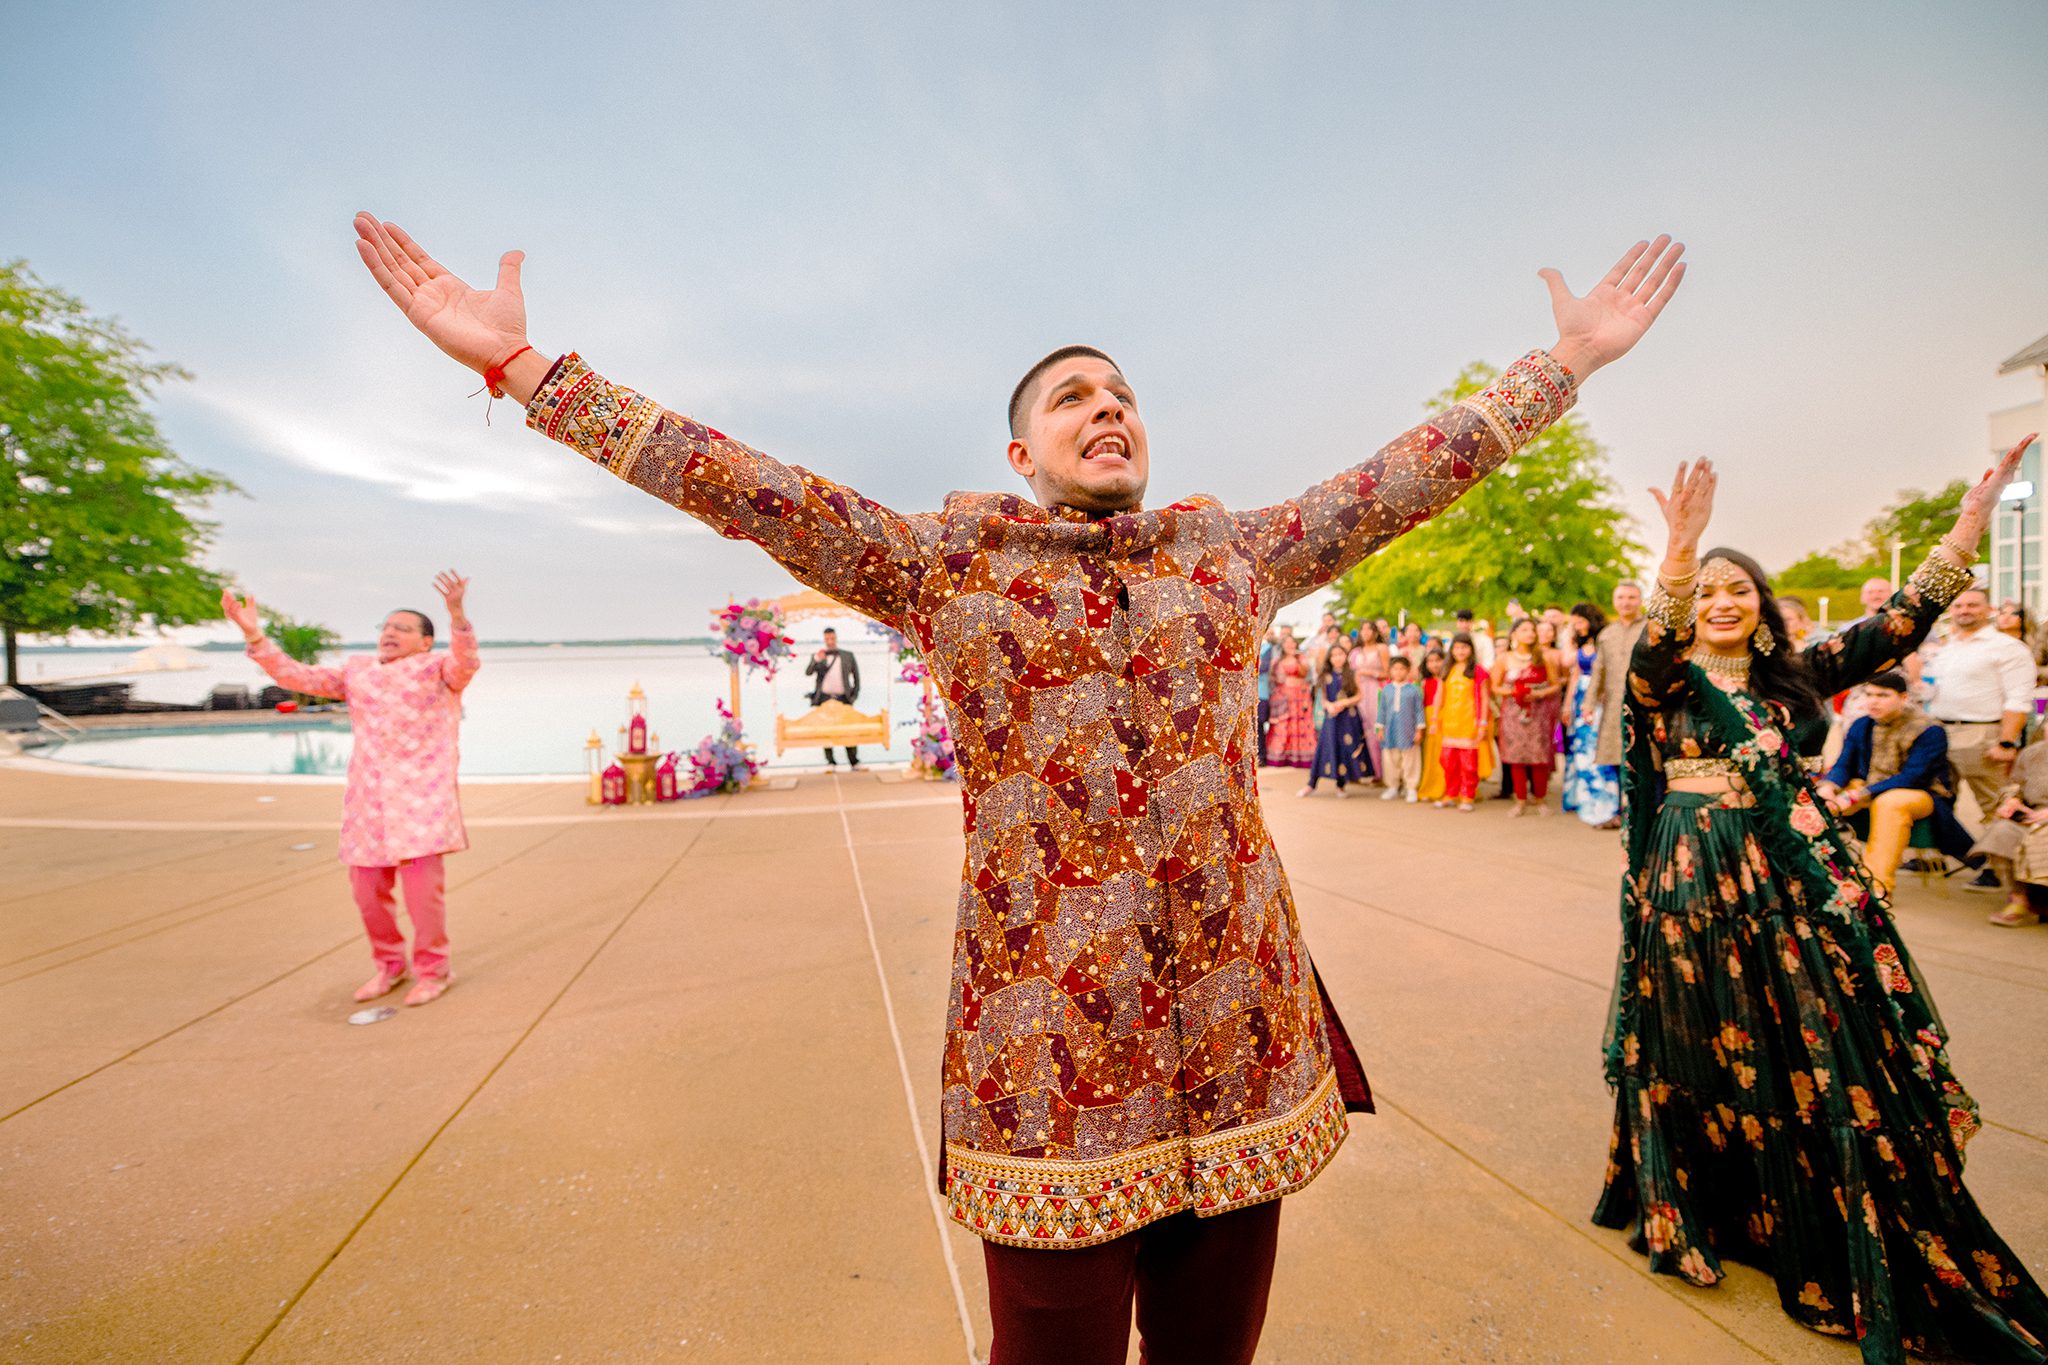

{"left": 1650, "top": 459, "right": 1716, "bottom": 557}
{"left": 1954, "top": 433, "right": 2036, "bottom": 548}
{"left": 354, "top": 213, "right": 529, "bottom": 377}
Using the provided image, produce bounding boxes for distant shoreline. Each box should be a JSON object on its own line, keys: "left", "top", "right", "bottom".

{"left": 18, "top": 638, "right": 724, "bottom": 654}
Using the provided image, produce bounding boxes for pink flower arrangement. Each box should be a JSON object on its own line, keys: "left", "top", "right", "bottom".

{"left": 869, "top": 621, "right": 930, "bottom": 685}
{"left": 871, "top": 622, "right": 954, "bottom": 776}
{"left": 679, "top": 698, "right": 760, "bottom": 797}
{"left": 712, "top": 599, "right": 794, "bottom": 678}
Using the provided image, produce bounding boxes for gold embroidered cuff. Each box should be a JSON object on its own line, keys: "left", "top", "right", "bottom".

{"left": 525, "top": 352, "right": 666, "bottom": 481}
{"left": 1645, "top": 578, "right": 1697, "bottom": 631}
{"left": 1464, "top": 350, "right": 1580, "bottom": 454}
{"left": 1908, "top": 547, "right": 1975, "bottom": 606}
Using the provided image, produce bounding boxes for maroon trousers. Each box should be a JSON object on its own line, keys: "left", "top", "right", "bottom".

{"left": 982, "top": 1200, "right": 1282, "bottom": 1365}
{"left": 1506, "top": 761, "right": 1550, "bottom": 800}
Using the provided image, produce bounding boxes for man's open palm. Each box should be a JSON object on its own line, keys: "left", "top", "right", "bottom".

{"left": 1542, "top": 236, "right": 1687, "bottom": 374}
{"left": 354, "top": 212, "right": 527, "bottom": 374}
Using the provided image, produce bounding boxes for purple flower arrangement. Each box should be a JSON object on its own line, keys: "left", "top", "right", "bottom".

{"left": 713, "top": 599, "right": 794, "bottom": 678}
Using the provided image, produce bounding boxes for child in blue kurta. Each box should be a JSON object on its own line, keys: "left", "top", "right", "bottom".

{"left": 1376, "top": 655, "right": 1426, "bottom": 801}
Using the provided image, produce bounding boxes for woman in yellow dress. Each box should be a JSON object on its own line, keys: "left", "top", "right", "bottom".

{"left": 1427, "top": 635, "right": 1493, "bottom": 810}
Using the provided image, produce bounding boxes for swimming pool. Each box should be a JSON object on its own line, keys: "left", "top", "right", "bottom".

{"left": 26, "top": 643, "right": 913, "bottom": 778}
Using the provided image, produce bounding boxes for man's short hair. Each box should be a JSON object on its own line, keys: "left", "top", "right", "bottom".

{"left": 1389, "top": 654, "right": 1412, "bottom": 671}
{"left": 398, "top": 609, "right": 435, "bottom": 640}
{"left": 1955, "top": 586, "right": 1990, "bottom": 603}
{"left": 1454, "top": 608, "right": 1474, "bottom": 621}
{"left": 823, "top": 627, "right": 837, "bottom": 637}
{"left": 1009, "top": 345, "right": 1121, "bottom": 439}
{"left": 1866, "top": 670, "right": 1909, "bottom": 694}
{"left": 1614, "top": 579, "right": 1642, "bottom": 593}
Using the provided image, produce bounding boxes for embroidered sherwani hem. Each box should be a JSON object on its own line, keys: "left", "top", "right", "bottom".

{"left": 526, "top": 348, "right": 1578, "bottom": 1244}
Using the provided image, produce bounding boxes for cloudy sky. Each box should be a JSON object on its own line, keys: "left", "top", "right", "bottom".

{"left": 6, "top": 1, "right": 2046, "bottom": 641}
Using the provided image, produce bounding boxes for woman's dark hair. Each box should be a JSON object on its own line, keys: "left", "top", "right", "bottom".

{"left": 1446, "top": 632, "right": 1476, "bottom": 680}
{"left": 1569, "top": 600, "right": 1606, "bottom": 642}
{"left": 1355, "top": 620, "right": 1382, "bottom": 646}
{"left": 1423, "top": 645, "right": 1446, "bottom": 676}
{"left": 1999, "top": 599, "right": 2031, "bottom": 640}
{"left": 1700, "top": 546, "right": 1824, "bottom": 723}
{"left": 1319, "top": 640, "right": 1358, "bottom": 695}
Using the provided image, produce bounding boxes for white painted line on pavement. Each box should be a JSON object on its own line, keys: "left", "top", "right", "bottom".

{"left": 834, "top": 773, "right": 980, "bottom": 1365}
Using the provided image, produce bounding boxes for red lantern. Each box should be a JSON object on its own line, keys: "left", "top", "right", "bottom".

{"left": 625, "top": 682, "right": 650, "bottom": 755}
{"left": 601, "top": 761, "right": 629, "bottom": 806}
{"left": 655, "top": 752, "right": 679, "bottom": 801}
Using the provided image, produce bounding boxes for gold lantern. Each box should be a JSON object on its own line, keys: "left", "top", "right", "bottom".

{"left": 584, "top": 730, "right": 605, "bottom": 805}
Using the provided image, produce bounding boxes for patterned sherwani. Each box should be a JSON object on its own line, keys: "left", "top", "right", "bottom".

{"left": 527, "top": 350, "right": 1578, "bottom": 1246}
{"left": 248, "top": 629, "right": 481, "bottom": 866}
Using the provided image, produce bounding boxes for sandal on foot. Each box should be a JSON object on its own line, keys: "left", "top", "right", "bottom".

{"left": 404, "top": 975, "right": 454, "bottom": 1007}
{"left": 354, "top": 969, "right": 407, "bottom": 1003}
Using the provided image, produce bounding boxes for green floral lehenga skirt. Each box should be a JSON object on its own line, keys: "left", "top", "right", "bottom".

{"left": 1596, "top": 791, "right": 2048, "bottom": 1364}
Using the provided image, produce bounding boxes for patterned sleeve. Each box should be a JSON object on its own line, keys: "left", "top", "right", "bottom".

{"left": 246, "top": 637, "right": 347, "bottom": 700}
{"left": 526, "top": 354, "right": 934, "bottom": 626}
{"left": 1627, "top": 578, "right": 1698, "bottom": 713}
{"left": 1230, "top": 351, "right": 1578, "bottom": 607}
{"left": 1799, "top": 549, "right": 1973, "bottom": 697}
{"left": 439, "top": 621, "right": 481, "bottom": 693}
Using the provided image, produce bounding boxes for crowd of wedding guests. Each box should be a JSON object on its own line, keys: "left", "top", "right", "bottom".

{"left": 1259, "top": 577, "right": 2048, "bottom": 928}
{"left": 1259, "top": 586, "right": 1645, "bottom": 824}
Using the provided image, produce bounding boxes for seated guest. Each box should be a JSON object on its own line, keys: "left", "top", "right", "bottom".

{"left": 1815, "top": 671, "right": 1973, "bottom": 892}
{"left": 1968, "top": 737, "right": 2048, "bottom": 928}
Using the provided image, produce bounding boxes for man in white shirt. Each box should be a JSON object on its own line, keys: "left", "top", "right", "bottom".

{"left": 804, "top": 627, "right": 865, "bottom": 769}
{"left": 1924, "top": 587, "right": 2036, "bottom": 887}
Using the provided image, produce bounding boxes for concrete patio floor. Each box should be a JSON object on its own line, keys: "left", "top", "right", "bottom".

{"left": 2, "top": 763, "right": 2043, "bottom": 1363}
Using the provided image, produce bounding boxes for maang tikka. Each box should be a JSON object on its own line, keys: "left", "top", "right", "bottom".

{"left": 1698, "top": 558, "right": 1775, "bottom": 655}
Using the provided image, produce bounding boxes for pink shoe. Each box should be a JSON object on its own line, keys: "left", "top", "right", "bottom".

{"left": 354, "top": 969, "right": 407, "bottom": 1002}
{"left": 403, "top": 975, "right": 453, "bottom": 1007}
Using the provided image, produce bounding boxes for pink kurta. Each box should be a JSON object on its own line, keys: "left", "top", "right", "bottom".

{"left": 247, "top": 626, "right": 480, "bottom": 866}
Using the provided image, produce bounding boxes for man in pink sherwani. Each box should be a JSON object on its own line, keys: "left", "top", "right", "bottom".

{"left": 223, "top": 571, "right": 480, "bottom": 1007}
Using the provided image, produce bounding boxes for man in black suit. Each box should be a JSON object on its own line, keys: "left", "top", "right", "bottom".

{"left": 805, "top": 627, "right": 863, "bottom": 768}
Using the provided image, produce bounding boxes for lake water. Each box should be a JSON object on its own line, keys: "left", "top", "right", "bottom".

{"left": 24, "top": 640, "right": 917, "bottom": 777}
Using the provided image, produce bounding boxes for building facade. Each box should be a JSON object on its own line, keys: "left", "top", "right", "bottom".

{"left": 1987, "top": 333, "right": 2048, "bottom": 615}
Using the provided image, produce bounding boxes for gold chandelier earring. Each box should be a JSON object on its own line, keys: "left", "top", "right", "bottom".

{"left": 1752, "top": 622, "right": 1776, "bottom": 656}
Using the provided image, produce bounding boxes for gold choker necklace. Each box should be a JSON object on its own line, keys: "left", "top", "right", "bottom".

{"left": 1691, "top": 648, "right": 1751, "bottom": 682}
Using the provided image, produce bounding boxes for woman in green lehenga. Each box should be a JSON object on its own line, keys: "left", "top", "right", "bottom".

{"left": 1596, "top": 447, "right": 2048, "bottom": 1364}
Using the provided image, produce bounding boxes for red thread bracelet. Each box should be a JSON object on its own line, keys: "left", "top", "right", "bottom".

{"left": 483, "top": 344, "right": 535, "bottom": 398}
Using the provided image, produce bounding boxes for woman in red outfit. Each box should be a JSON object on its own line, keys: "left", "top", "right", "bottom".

{"left": 1493, "top": 615, "right": 1565, "bottom": 815}
{"left": 1265, "top": 633, "right": 1317, "bottom": 768}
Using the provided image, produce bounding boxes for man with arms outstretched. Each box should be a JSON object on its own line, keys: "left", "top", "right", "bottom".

{"left": 353, "top": 213, "right": 1683, "bottom": 1362}
{"left": 225, "top": 572, "right": 479, "bottom": 1007}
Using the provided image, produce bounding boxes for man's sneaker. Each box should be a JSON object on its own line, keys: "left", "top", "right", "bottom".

{"left": 1380, "top": 788, "right": 1400, "bottom": 801}
{"left": 1405, "top": 792, "right": 1419, "bottom": 803}
{"left": 354, "top": 969, "right": 407, "bottom": 1002}
{"left": 1963, "top": 868, "right": 2004, "bottom": 893}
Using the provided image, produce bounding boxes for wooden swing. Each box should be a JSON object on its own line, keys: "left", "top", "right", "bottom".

{"left": 764, "top": 588, "right": 891, "bottom": 757}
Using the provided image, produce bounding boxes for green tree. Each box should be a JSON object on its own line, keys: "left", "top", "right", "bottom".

{"left": 0, "top": 260, "right": 236, "bottom": 684}
{"left": 1332, "top": 362, "right": 1644, "bottom": 623}
{"left": 1866, "top": 479, "right": 1979, "bottom": 566}
{"left": 258, "top": 607, "right": 340, "bottom": 704}
{"left": 1772, "top": 480, "right": 1979, "bottom": 609}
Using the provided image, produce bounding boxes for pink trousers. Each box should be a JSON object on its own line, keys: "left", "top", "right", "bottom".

{"left": 348, "top": 856, "right": 449, "bottom": 979}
